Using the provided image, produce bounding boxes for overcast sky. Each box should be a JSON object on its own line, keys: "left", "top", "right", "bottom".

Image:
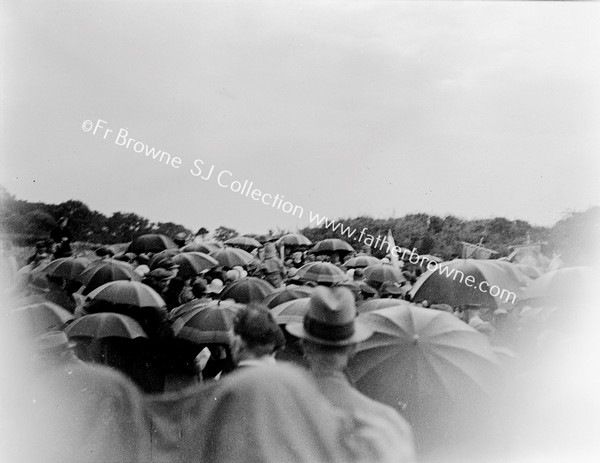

{"left": 2, "top": 1, "right": 599, "bottom": 235}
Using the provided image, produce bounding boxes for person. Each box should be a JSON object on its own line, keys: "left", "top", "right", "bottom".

{"left": 13, "top": 331, "right": 149, "bottom": 462}
{"left": 286, "top": 286, "right": 415, "bottom": 462}
{"left": 257, "top": 242, "right": 285, "bottom": 288}
{"left": 50, "top": 216, "right": 73, "bottom": 258}
{"left": 231, "top": 303, "right": 285, "bottom": 368}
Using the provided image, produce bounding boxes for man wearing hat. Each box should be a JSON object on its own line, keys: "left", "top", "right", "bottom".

{"left": 286, "top": 286, "right": 415, "bottom": 461}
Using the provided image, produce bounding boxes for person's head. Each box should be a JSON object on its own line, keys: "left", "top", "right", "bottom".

{"left": 192, "top": 279, "right": 207, "bottom": 299}
{"left": 146, "top": 268, "right": 175, "bottom": 292}
{"left": 352, "top": 268, "right": 364, "bottom": 281}
{"left": 233, "top": 303, "right": 285, "bottom": 362}
{"left": 286, "top": 286, "right": 372, "bottom": 371}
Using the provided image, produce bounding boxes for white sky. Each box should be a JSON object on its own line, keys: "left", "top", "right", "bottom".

{"left": 2, "top": 0, "right": 599, "bottom": 234}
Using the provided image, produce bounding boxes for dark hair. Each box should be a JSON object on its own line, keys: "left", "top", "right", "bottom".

{"left": 234, "top": 303, "right": 285, "bottom": 352}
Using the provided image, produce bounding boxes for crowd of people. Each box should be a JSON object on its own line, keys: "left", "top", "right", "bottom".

{"left": 1, "top": 225, "right": 597, "bottom": 462}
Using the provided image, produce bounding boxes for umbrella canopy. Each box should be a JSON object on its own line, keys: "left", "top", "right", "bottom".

{"left": 11, "top": 301, "right": 75, "bottom": 335}
{"left": 220, "top": 277, "right": 276, "bottom": 304}
{"left": 363, "top": 264, "right": 406, "bottom": 285}
{"left": 357, "top": 298, "right": 407, "bottom": 314}
{"left": 270, "top": 298, "right": 311, "bottom": 325}
{"left": 348, "top": 305, "right": 502, "bottom": 457}
{"left": 37, "top": 257, "right": 91, "bottom": 280}
{"left": 224, "top": 236, "right": 262, "bottom": 249}
{"left": 65, "top": 312, "right": 147, "bottom": 339}
{"left": 344, "top": 255, "right": 382, "bottom": 269}
{"left": 148, "top": 249, "right": 181, "bottom": 266}
{"left": 171, "top": 252, "right": 219, "bottom": 278}
{"left": 309, "top": 238, "right": 354, "bottom": 254}
{"left": 168, "top": 299, "right": 216, "bottom": 321}
{"left": 276, "top": 233, "right": 312, "bottom": 247}
{"left": 293, "top": 262, "right": 348, "bottom": 285}
{"left": 263, "top": 286, "right": 314, "bottom": 309}
{"left": 86, "top": 281, "right": 166, "bottom": 308}
{"left": 210, "top": 248, "right": 255, "bottom": 268}
{"left": 409, "top": 259, "right": 524, "bottom": 309}
{"left": 78, "top": 260, "right": 141, "bottom": 295}
{"left": 127, "top": 234, "right": 178, "bottom": 254}
{"left": 171, "top": 304, "right": 240, "bottom": 344}
{"left": 520, "top": 266, "right": 595, "bottom": 307}
{"left": 181, "top": 242, "right": 220, "bottom": 254}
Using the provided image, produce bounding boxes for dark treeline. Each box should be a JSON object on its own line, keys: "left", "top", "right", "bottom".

{"left": 1, "top": 186, "right": 597, "bottom": 266}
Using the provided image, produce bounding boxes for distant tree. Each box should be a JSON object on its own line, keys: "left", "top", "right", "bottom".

{"left": 213, "top": 226, "right": 239, "bottom": 242}
{"left": 154, "top": 222, "right": 191, "bottom": 239}
{"left": 196, "top": 227, "right": 209, "bottom": 237}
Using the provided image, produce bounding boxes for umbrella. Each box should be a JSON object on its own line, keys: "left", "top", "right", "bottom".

{"left": 171, "top": 304, "right": 240, "bottom": 344}
{"left": 168, "top": 299, "right": 216, "bottom": 321}
{"left": 11, "top": 301, "right": 75, "bottom": 335}
{"left": 224, "top": 236, "right": 262, "bottom": 249}
{"left": 127, "top": 234, "right": 178, "bottom": 254}
{"left": 344, "top": 256, "right": 382, "bottom": 269}
{"left": 210, "top": 248, "right": 255, "bottom": 268}
{"left": 357, "top": 298, "right": 407, "bottom": 314}
{"left": 409, "top": 259, "right": 524, "bottom": 309}
{"left": 348, "top": 305, "right": 502, "bottom": 454}
{"left": 148, "top": 249, "right": 181, "bottom": 266}
{"left": 172, "top": 252, "right": 219, "bottom": 278}
{"left": 270, "top": 298, "right": 311, "bottom": 325}
{"left": 64, "top": 312, "right": 147, "bottom": 339}
{"left": 520, "top": 266, "right": 595, "bottom": 307}
{"left": 78, "top": 261, "right": 141, "bottom": 295}
{"left": 309, "top": 239, "right": 354, "bottom": 254}
{"left": 37, "top": 257, "right": 91, "bottom": 280}
{"left": 181, "top": 242, "right": 220, "bottom": 254}
{"left": 293, "top": 262, "right": 348, "bottom": 285}
{"left": 86, "top": 281, "right": 166, "bottom": 308}
{"left": 363, "top": 264, "right": 406, "bottom": 285}
{"left": 220, "top": 277, "right": 276, "bottom": 304}
{"left": 263, "top": 286, "right": 314, "bottom": 309}
{"left": 276, "top": 233, "right": 312, "bottom": 247}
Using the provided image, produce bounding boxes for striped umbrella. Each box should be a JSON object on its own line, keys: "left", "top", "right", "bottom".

{"left": 294, "top": 262, "right": 348, "bottom": 286}
{"left": 65, "top": 313, "right": 147, "bottom": 339}
{"left": 220, "top": 277, "right": 276, "bottom": 304}
{"left": 271, "top": 298, "right": 311, "bottom": 325}
{"left": 344, "top": 256, "right": 382, "bottom": 269}
{"left": 210, "top": 248, "right": 255, "bottom": 268}
{"left": 86, "top": 281, "right": 166, "bottom": 308}
{"left": 172, "top": 304, "right": 240, "bottom": 345}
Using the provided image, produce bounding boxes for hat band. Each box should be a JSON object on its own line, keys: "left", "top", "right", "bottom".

{"left": 304, "top": 315, "right": 355, "bottom": 341}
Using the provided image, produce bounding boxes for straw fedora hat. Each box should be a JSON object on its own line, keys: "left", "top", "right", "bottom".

{"left": 286, "top": 286, "right": 373, "bottom": 346}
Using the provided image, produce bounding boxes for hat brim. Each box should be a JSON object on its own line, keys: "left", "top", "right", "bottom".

{"left": 285, "top": 320, "right": 373, "bottom": 347}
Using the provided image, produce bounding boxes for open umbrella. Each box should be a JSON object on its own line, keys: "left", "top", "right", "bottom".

{"left": 172, "top": 252, "right": 219, "bottom": 278}
{"left": 11, "top": 301, "right": 75, "bottom": 335}
{"left": 220, "top": 277, "right": 275, "bottom": 304}
{"left": 344, "top": 256, "right": 382, "bottom": 269}
{"left": 37, "top": 257, "right": 91, "bottom": 280}
{"left": 224, "top": 236, "right": 262, "bottom": 250}
{"left": 181, "top": 242, "right": 220, "bottom": 254}
{"left": 65, "top": 312, "right": 147, "bottom": 339}
{"left": 86, "top": 281, "right": 166, "bottom": 308}
{"left": 210, "top": 248, "right": 255, "bottom": 268}
{"left": 357, "top": 298, "right": 407, "bottom": 314}
{"left": 363, "top": 264, "right": 406, "bottom": 285}
{"left": 293, "top": 262, "right": 348, "bottom": 285}
{"left": 168, "top": 299, "right": 216, "bottom": 321}
{"left": 409, "top": 259, "right": 524, "bottom": 309}
{"left": 348, "top": 305, "right": 502, "bottom": 457}
{"left": 276, "top": 233, "right": 312, "bottom": 247}
{"left": 309, "top": 239, "right": 354, "bottom": 254}
{"left": 78, "top": 260, "right": 141, "bottom": 295}
{"left": 171, "top": 304, "right": 240, "bottom": 344}
{"left": 520, "top": 266, "right": 595, "bottom": 307}
{"left": 263, "top": 286, "right": 314, "bottom": 309}
{"left": 270, "top": 298, "right": 310, "bottom": 325}
{"left": 127, "top": 234, "right": 178, "bottom": 254}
